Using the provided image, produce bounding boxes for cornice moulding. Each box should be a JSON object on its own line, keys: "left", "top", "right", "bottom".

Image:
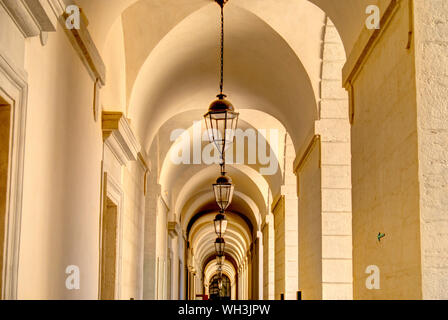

{"left": 60, "top": 4, "right": 106, "bottom": 85}
{"left": 0, "top": 0, "right": 57, "bottom": 37}
{"left": 342, "top": 0, "right": 399, "bottom": 87}
{"left": 168, "top": 221, "right": 180, "bottom": 239}
{"left": 47, "top": 0, "right": 68, "bottom": 16}
{"left": 102, "top": 112, "right": 141, "bottom": 166}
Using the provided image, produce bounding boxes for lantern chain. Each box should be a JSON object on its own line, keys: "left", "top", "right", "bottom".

{"left": 219, "top": 3, "right": 224, "bottom": 95}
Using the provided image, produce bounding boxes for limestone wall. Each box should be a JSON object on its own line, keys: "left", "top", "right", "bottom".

{"left": 318, "top": 17, "right": 353, "bottom": 300}
{"left": 350, "top": 1, "right": 422, "bottom": 299}
{"left": 121, "top": 161, "right": 146, "bottom": 299}
{"left": 0, "top": 6, "right": 25, "bottom": 69}
{"left": 297, "top": 144, "right": 322, "bottom": 300}
{"left": 413, "top": 0, "right": 448, "bottom": 299}
{"left": 273, "top": 197, "right": 284, "bottom": 299}
{"left": 262, "top": 215, "right": 274, "bottom": 300}
{"left": 101, "top": 16, "right": 128, "bottom": 113}
{"left": 19, "top": 27, "right": 103, "bottom": 299}
{"left": 156, "top": 195, "right": 168, "bottom": 299}
{"left": 0, "top": 7, "right": 147, "bottom": 299}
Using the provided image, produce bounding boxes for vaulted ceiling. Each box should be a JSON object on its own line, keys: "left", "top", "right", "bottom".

{"left": 75, "top": 0, "right": 366, "bottom": 273}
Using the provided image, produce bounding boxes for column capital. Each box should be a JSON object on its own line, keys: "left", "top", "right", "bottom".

{"left": 168, "top": 221, "right": 180, "bottom": 239}
{"left": 102, "top": 112, "right": 141, "bottom": 165}
{"left": 0, "top": 0, "right": 57, "bottom": 38}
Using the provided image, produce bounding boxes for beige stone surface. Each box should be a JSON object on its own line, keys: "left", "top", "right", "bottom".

{"left": 0, "top": 5, "right": 25, "bottom": 69}
{"left": 413, "top": 0, "right": 448, "bottom": 300}
{"left": 298, "top": 145, "right": 322, "bottom": 300}
{"left": 17, "top": 28, "right": 103, "bottom": 299}
{"left": 350, "top": 1, "right": 422, "bottom": 300}
{"left": 0, "top": 0, "right": 446, "bottom": 301}
{"left": 262, "top": 215, "right": 274, "bottom": 300}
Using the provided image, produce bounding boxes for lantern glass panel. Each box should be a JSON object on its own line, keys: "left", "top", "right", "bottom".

{"left": 214, "top": 238, "right": 225, "bottom": 256}
{"left": 213, "top": 183, "right": 234, "bottom": 211}
{"left": 204, "top": 110, "right": 239, "bottom": 157}
{"left": 214, "top": 214, "right": 228, "bottom": 236}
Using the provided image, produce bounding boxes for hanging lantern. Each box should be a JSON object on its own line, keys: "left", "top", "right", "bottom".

{"left": 204, "top": 95, "right": 239, "bottom": 157}
{"left": 213, "top": 175, "right": 234, "bottom": 211}
{"left": 214, "top": 237, "right": 225, "bottom": 256}
{"left": 214, "top": 212, "right": 228, "bottom": 237}
{"left": 204, "top": 0, "right": 239, "bottom": 158}
{"left": 218, "top": 277, "right": 223, "bottom": 290}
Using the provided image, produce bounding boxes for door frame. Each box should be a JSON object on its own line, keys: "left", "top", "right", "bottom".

{"left": 0, "top": 50, "right": 28, "bottom": 300}
{"left": 98, "top": 170, "right": 124, "bottom": 300}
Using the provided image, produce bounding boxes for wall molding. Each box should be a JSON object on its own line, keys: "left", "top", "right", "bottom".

{"left": 168, "top": 221, "right": 180, "bottom": 239}
{"left": 0, "top": 49, "right": 28, "bottom": 300}
{"left": 342, "top": 0, "right": 400, "bottom": 123}
{"left": 342, "top": 0, "right": 400, "bottom": 86}
{"left": 293, "top": 134, "right": 321, "bottom": 175}
{"left": 102, "top": 112, "right": 141, "bottom": 166}
{"left": 138, "top": 152, "right": 150, "bottom": 195}
{"left": 46, "top": 0, "right": 107, "bottom": 85}
{"left": 0, "top": 0, "right": 57, "bottom": 37}
{"left": 50, "top": 0, "right": 107, "bottom": 122}
{"left": 59, "top": 5, "right": 106, "bottom": 86}
{"left": 98, "top": 172, "right": 124, "bottom": 300}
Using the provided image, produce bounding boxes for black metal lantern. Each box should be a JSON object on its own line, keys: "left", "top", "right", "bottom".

{"left": 215, "top": 237, "right": 225, "bottom": 256}
{"left": 204, "top": 95, "right": 239, "bottom": 158}
{"left": 204, "top": 0, "right": 239, "bottom": 159}
{"left": 214, "top": 212, "right": 228, "bottom": 237}
{"left": 213, "top": 175, "right": 234, "bottom": 211}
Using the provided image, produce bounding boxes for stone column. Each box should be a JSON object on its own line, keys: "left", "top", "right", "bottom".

{"left": 413, "top": 0, "right": 448, "bottom": 299}
{"left": 143, "top": 182, "right": 161, "bottom": 299}
{"left": 243, "top": 258, "right": 247, "bottom": 299}
{"left": 238, "top": 266, "right": 242, "bottom": 299}
{"left": 246, "top": 250, "right": 250, "bottom": 300}
{"left": 262, "top": 214, "right": 275, "bottom": 300}
{"left": 168, "top": 221, "right": 180, "bottom": 299}
{"left": 316, "top": 17, "right": 353, "bottom": 300}
{"left": 273, "top": 187, "right": 299, "bottom": 299}
{"left": 240, "top": 261, "right": 246, "bottom": 300}
{"left": 294, "top": 17, "right": 353, "bottom": 300}
{"left": 273, "top": 133, "right": 299, "bottom": 300}
{"left": 178, "top": 234, "right": 187, "bottom": 300}
{"left": 256, "top": 231, "right": 264, "bottom": 300}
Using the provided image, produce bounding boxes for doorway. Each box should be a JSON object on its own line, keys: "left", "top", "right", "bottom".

{"left": 100, "top": 173, "right": 119, "bottom": 300}
{"left": 209, "top": 274, "right": 231, "bottom": 301}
